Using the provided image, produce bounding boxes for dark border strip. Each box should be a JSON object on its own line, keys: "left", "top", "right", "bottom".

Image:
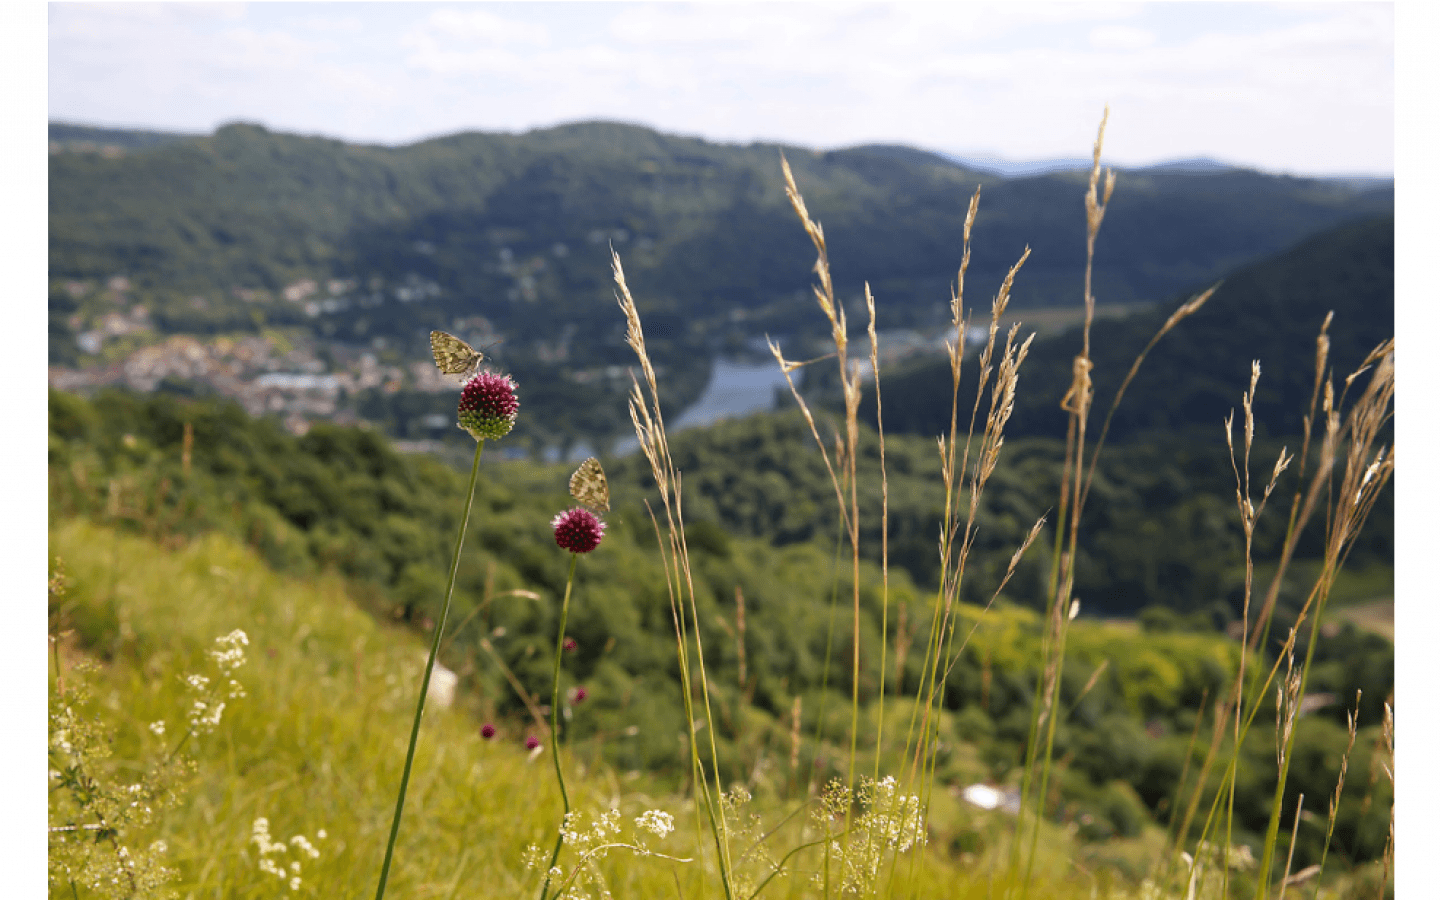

{"left": 1393, "top": 1, "right": 1440, "bottom": 898}
{"left": 0, "top": 3, "right": 47, "bottom": 892}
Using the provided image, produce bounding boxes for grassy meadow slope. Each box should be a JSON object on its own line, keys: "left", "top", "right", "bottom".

{"left": 52, "top": 519, "right": 1153, "bottom": 898}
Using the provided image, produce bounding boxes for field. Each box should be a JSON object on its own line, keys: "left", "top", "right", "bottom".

{"left": 47, "top": 117, "right": 1394, "bottom": 900}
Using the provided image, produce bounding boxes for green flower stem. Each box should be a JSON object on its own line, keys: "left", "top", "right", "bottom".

{"left": 374, "top": 439, "right": 485, "bottom": 900}
{"left": 539, "top": 553, "right": 579, "bottom": 900}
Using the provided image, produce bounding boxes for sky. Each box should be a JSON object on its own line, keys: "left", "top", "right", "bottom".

{"left": 46, "top": 1, "right": 1397, "bottom": 177}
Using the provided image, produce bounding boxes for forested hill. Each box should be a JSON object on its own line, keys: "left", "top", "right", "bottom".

{"left": 867, "top": 213, "right": 1395, "bottom": 444}
{"left": 50, "top": 119, "right": 1391, "bottom": 339}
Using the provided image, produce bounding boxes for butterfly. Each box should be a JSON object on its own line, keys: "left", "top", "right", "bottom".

{"left": 430, "top": 330, "right": 493, "bottom": 379}
{"left": 568, "top": 457, "right": 610, "bottom": 514}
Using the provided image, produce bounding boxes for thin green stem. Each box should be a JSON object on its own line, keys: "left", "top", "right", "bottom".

{"left": 374, "top": 439, "right": 485, "bottom": 900}
{"left": 540, "top": 552, "right": 580, "bottom": 900}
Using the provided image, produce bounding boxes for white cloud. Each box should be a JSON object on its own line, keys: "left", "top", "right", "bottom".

{"left": 46, "top": 2, "right": 1394, "bottom": 174}
{"left": 1088, "top": 25, "right": 1155, "bottom": 50}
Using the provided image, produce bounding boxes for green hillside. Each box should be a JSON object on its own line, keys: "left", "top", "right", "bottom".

{"left": 866, "top": 214, "right": 1395, "bottom": 445}
{"left": 47, "top": 121, "right": 1392, "bottom": 324}
{"left": 48, "top": 121, "right": 1392, "bottom": 456}
{"left": 46, "top": 383, "right": 1395, "bottom": 895}
{"left": 47, "top": 379, "right": 1394, "bottom": 822}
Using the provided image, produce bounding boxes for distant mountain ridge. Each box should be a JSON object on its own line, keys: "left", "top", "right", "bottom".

{"left": 50, "top": 119, "right": 1392, "bottom": 184}
{"left": 49, "top": 118, "right": 1393, "bottom": 453}
{"left": 49, "top": 121, "right": 203, "bottom": 153}
{"left": 942, "top": 150, "right": 1393, "bottom": 183}
{"left": 48, "top": 118, "right": 1392, "bottom": 317}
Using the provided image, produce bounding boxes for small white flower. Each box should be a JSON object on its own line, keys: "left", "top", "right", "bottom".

{"left": 149, "top": 720, "right": 166, "bottom": 737}
{"left": 635, "top": 809, "right": 675, "bottom": 838}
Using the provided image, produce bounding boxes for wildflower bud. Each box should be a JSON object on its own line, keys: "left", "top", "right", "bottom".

{"left": 525, "top": 735, "right": 541, "bottom": 751}
{"left": 552, "top": 508, "right": 606, "bottom": 554}
{"left": 563, "top": 638, "right": 578, "bottom": 653}
{"left": 569, "top": 686, "right": 588, "bottom": 704}
{"left": 456, "top": 371, "right": 519, "bottom": 441}
{"left": 481, "top": 723, "right": 496, "bottom": 739}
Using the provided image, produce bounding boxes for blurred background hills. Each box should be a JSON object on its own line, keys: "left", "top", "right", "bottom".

{"left": 48, "top": 119, "right": 1392, "bottom": 462}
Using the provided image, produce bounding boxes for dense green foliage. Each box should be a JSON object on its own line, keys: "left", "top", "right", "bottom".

{"left": 868, "top": 214, "right": 1395, "bottom": 445}
{"left": 48, "top": 385, "right": 1393, "bottom": 868}
{"left": 48, "top": 121, "right": 1392, "bottom": 456}
{"left": 48, "top": 121, "right": 1391, "bottom": 322}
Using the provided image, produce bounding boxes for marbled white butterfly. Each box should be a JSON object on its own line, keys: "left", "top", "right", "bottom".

{"left": 430, "top": 330, "right": 489, "bottom": 379}
{"left": 568, "top": 457, "right": 610, "bottom": 514}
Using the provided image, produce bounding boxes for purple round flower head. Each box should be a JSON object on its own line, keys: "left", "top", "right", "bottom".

{"left": 480, "top": 723, "right": 496, "bottom": 740}
{"left": 573, "top": 686, "right": 588, "bottom": 703}
{"left": 525, "top": 735, "right": 541, "bottom": 751}
{"left": 552, "top": 507, "right": 605, "bottom": 554}
{"left": 456, "top": 371, "right": 519, "bottom": 441}
{"left": 563, "top": 637, "right": 578, "bottom": 653}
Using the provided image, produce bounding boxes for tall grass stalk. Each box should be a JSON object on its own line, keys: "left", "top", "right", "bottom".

{"left": 373, "top": 439, "right": 485, "bottom": 900}
{"left": 1253, "top": 345, "right": 1393, "bottom": 896}
{"left": 773, "top": 150, "right": 1048, "bottom": 899}
{"left": 538, "top": 553, "right": 580, "bottom": 900}
{"left": 1010, "top": 107, "right": 1115, "bottom": 899}
{"left": 1157, "top": 340, "right": 1392, "bottom": 899}
{"left": 774, "top": 154, "right": 868, "bottom": 800}
{"left": 615, "top": 251, "right": 737, "bottom": 900}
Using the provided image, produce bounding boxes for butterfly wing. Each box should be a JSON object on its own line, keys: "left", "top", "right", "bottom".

{"left": 430, "top": 330, "right": 483, "bottom": 377}
{"left": 569, "top": 457, "right": 610, "bottom": 514}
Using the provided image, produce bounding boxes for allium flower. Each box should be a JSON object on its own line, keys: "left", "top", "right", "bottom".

{"left": 525, "top": 735, "right": 541, "bottom": 751}
{"left": 552, "top": 507, "right": 605, "bottom": 554}
{"left": 456, "top": 371, "right": 519, "bottom": 441}
{"left": 480, "top": 723, "right": 496, "bottom": 739}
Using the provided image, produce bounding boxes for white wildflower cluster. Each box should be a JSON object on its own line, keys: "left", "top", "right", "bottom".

{"left": 560, "top": 808, "right": 622, "bottom": 853}
{"left": 535, "top": 806, "right": 688, "bottom": 900}
{"left": 209, "top": 630, "right": 250, "bottom": 674}
{"left": 1129, "top": 844, "right": 1257, "bottom": 900}
{"left": 184, "top": 631, "right": 250, "bottom": 735}
{"left": 1135, "top": 879, "right": 1166, "bottom": 900}
{"left": 186, "top": 696, "right": 226, "bottom": 734}
{"left": 149, "top": 720, "right": 166, "bottom": 738}
{"left": 715, "top": 784, "right": 773, "bottom": 898}
{"left": 50, "top": 837, "right": 176, "bottom": 898}
{"left": 251, "top": 817, "right": 324, "bottom": 893}
{"left": 857, "top": 776, "right": 925, "bottom": 853}
{"left": 1186, "top": 840, "right": 1256, "bottom": 872}
{"left": 812, "top": 778, "right": 851, "bottom": 828}
{"left": 634, "top": 809, "right": 674, "bottom": 839}
{"left": 814, "top": 775, "right": 927, "bottom": 896}
{"left": 521, "top": 843, "right": 546, "bottom": 870}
